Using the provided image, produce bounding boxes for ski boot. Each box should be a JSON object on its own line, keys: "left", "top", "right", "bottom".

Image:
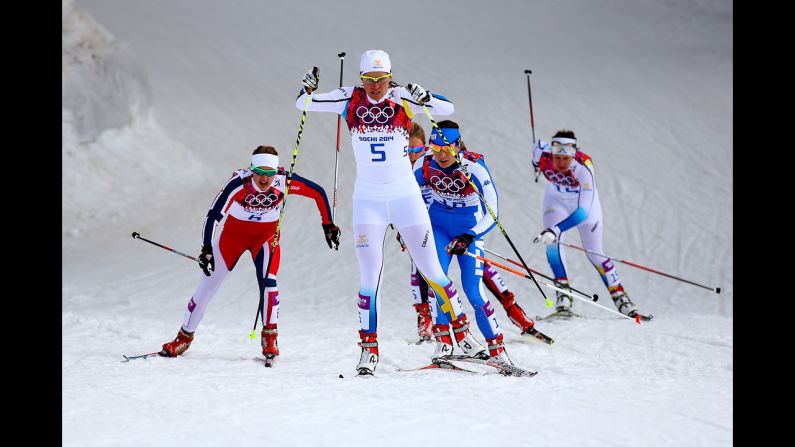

{"left": 431, "top": 324, "right": 454, "bottom": 360}
{"left": 612, "top": 291, "right": 639, "bottom": 317}
{"left": 413, "top": 303, "right": 433, "bottom": 343}
{"left": 261, "top": 324, "right": 279, "bottom": 367}
{"left": 356, "top": 330, "right": 379, "bottom": 375}
{"left": 451, "top": 314, "right": 488, "bottom": 359}
{"left": 486, "top": 333, "right": 513, "bottom": 365}
{"left": 496, "top": 290, "right": 535, "bottom": 333}
{"left": 160, "top": 328, "right": 194, "bottom": 357}
{"left": 555, "top": 280, "right": 574, "bottom": 313}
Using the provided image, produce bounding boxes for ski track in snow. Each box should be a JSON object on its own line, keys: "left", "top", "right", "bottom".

{"left": 64, "top": 0, "right": 732, "bottom": 445}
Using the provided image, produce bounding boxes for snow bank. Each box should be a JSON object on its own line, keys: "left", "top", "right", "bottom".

{"left": 62, "top": 0, "right": 206, "bottom": 238}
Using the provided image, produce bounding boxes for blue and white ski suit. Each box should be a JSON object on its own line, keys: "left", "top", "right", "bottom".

{"left": 413, "top": 152, "right": 502, "bottom": 340}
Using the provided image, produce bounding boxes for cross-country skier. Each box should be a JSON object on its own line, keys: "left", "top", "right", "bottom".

{"left": 406, "top": 123, "right": 541, "bottom": 340}
{"left": 412, "top": 120, "right": 510, "bottom": 363}
{"left": 296, "top": 50, "right": 484, "bottom": 375}
{"left": 532, "top": 130, "right": 644, "bottom": 318}
{"left": 160, "top": 146, "right": 340, "bottom": 366}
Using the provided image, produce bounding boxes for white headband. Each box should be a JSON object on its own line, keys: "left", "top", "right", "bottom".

{"left": 550, "top": 137, "right": 577, "bottom": 156}
{"left": 251, "top": 153, "right": 279, "bottom": 169}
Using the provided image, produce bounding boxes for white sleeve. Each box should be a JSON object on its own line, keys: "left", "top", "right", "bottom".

{"left": 295, "top": 87, "right": 352, "bottom": 114}
{"left": 466, "top": 162, "right": 499, "bottom": 237}
{"left": 394, "top": 86, "right": 454, "bottom": 116}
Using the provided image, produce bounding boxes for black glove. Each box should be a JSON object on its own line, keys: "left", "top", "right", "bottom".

{"left": 406, "top": 83, "right": 431, "bottom": 103}
{"left": 446, "top": 233, "right": 475, "bottom": 256}
{"left": 322, "top": 223, "right": 341, "bottom": 250}
{"left": 198, "top": 244, "right": 214, "bottom": 276}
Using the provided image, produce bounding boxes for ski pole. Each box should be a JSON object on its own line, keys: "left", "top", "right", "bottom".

{"left": 464, "top": 252, "right": 640, "bottom": 323}
{"left": 557, "top": 241, "right": 721, "bottom": 294}
{"left": 524, "top": 69, "right": 540, "bottom": 183}
{"left": 463, "top": 252, "right": 596, "bottom": 302}
{"left": 420, "top": 104, "right": 554, "bottom": 308}
{"left": 250, "top": 85, "right": 315, "bottom": 340}
{"left": 332, "top": 52, "right": 345, "bottom": 224}
{"left": 131, "top": 232, "right": 198, "bottom": 262}
{"left": 484, "top": 247, "right": 598, "bottom": 301}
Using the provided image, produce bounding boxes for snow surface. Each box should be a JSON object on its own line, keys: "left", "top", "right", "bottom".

{"left": 63, "top": 0, "right": 732, "bottom": 445}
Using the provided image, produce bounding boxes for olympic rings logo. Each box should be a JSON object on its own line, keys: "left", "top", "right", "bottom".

{"left": 430, "top": 175, "right": 466, "bottom": 193}
{"left": 544, "top": 169, "right": 577, "bottom": 187}
{"left": 355, "top": 105, "right": 395, "bottom": 124}
{"left": 243, "top": 192, "right": 280, "bottom": 209}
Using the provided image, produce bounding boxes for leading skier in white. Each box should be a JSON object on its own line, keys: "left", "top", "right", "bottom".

{"left": 296, "top": 50, "right": 485, "bottom": 375}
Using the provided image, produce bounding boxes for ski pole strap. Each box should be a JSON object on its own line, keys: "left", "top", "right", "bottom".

{"left": 433, "top": 328, "right": 451, "bottom": 337}
{"left": 451, "top": 321, "right": 469, "bottom": 334}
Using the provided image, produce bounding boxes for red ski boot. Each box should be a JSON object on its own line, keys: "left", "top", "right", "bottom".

{"left": 357, "top": 330, "right": 379, "bottom": 375}
{"left": 160, "top": 328, "right": 194, "bottom": 357}
{"left": 451, "top": 314, "right": 487, "bottom": 359}
{"left": 431, "top": 324, "right": 454, "bottom": 360}
{"left": 486, "top": 333, "right": 512, "bottom": 365}
{"left": 413, "top": 303, "right": 433, "bottom": 342}
{"left": 261, "top": 324, "right": 279, "bottom": 367}
{"left": 496, "top": 290, "right": 535, "bottom": 333}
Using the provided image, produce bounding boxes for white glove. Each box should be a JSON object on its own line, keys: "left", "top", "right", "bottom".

{"left": 302, "top": 67, "right": 319, "bottom": 92}
{"left": 533, "top": 228, "right": 559, "bottom": 244}
{"left": 532, "top": 139, "right": 549, "bottom": 153}
{"left": 406, "top": 83, "right": 431, "bottom": 103}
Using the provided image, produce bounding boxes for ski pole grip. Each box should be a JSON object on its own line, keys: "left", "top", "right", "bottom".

{"left": 132, "top": 232, "right": 140, "bottom": 239}
{"left": 338, "top": 52, "right": 346, "bottom": 58}
{"left": 524, "top": 69, "right": 532, "bottom": 74}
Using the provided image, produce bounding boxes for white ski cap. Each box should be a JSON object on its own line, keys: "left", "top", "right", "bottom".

{"left": 360, "top": 50, "right": 391, "bottom": 74}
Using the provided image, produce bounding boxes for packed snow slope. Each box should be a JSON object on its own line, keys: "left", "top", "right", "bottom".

{"left": 63, "top": 0, "right": 732, "bottom": 446}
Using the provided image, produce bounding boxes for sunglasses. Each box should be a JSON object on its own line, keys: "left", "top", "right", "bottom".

{"left": 407, "top": 145, "right": 426, "bottom": 154}
{"left": 430, "top": 142, "right": 459, "bottom": 154}
{"left": 250, "top": 165, "right": 278, "bottom": 177}
{"left": 550, "top": 141, "right": 577, "bottom": 155}
{"left": 360, "top": 74, "right": 392, "bottom": 85}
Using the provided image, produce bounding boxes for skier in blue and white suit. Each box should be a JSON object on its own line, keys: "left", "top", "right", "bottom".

{"left": 413, "top": 121, "right": 510, "bottom": 363}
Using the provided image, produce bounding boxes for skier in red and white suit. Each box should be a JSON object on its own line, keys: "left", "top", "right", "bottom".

{"left": 297, "top": 50, "right": 484, "bottom": 375}
{"left": 161, "top": 146, "right": 340, "bottom": 365}
{"left": 531, "top": 130, "right": 642, "bottom": 318}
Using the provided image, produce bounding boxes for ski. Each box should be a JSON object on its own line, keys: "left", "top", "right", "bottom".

{"left": 122, "top": 351, "right": 165, "bottom": 362}
{"left": 441, "top": 355, "right": 537, "bottom": 377}
{"left": 397, "top": 360, "right": 478, "bottom": 374}
{"left": 536, "top": 310, "right": 582, "bottom": 320}
{"left": 631, "top": 312, "right": 654, "bottom": 322}
{"left": 523, "top": 327, "right": 555, "bottom": 345}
